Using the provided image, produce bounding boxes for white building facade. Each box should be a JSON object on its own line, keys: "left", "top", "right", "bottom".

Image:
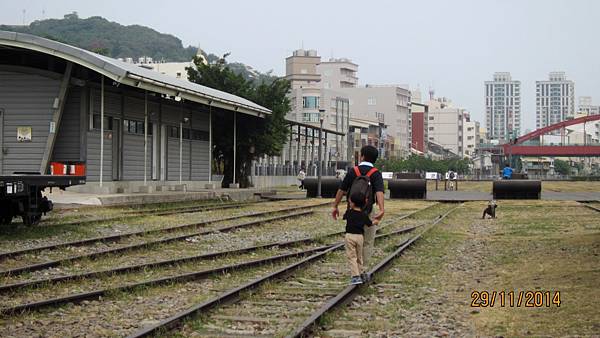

{"left": 284, "top": 49, "right": 350, "bottom": 166}
{"left": 426, "top": 98, "right": 465, "bottom": 157}
{"left": 338, "top": 85, "right": 411, "bottom": 158}
{"left": 578, "top": 96, "right": 599, "bottom": 116}
{"left": 485, "top": 72, "right": 521, "bottom": 142}
{"left": 536, "top": 72, "right": 575, "bottom": 129}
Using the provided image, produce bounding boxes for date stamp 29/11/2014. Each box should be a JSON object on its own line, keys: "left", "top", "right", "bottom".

{"left": 471, "top": 290, "right": 561, "bottom": 308}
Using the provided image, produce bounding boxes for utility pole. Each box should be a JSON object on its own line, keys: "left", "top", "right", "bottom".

{"left": 318, "top": 109, "right": 325, "bottom": 197}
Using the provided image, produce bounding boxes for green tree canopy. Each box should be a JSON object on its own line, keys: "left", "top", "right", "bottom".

{"left": 553, "top": 159, "right": 571, "bottom": 176}
{"left": 376, "top": 155, "right": 471, "bottom": 175}
{"left": 187, "top": 54, "right": 291, "bottom": 187}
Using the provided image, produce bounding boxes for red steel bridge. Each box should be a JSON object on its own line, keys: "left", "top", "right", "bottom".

{"left": 497, "top": 114, "right": 600, "bottom": 157}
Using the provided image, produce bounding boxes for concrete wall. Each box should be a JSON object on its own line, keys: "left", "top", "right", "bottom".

{"left": 250, "top": 175, "right": 299, "bottom": 189}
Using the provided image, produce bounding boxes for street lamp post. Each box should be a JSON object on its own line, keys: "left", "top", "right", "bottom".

{"left": 317, "top": 109, "right": 325, "bottom": 197}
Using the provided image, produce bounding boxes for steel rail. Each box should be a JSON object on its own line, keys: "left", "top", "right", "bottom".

{"left": 287, "top": 205, "right": 460, "bottom": 338}
{"left": 0, "top": 209, "right": 315, "bottom": 277}
{"left": 0, "top": 202, "right": 329, "bottom": 260}
{"left": 30, "top": 201, "right": 257, "bottom": 228}
{"left": 126, "top": 204, "right": 451, "bottom": 338}
{"left": 0, "top": 203, "right": 437, "bottom": 291}
{"left": 0, "top": 244, "right": 334, "bottom": 317}
{"left": 581, "top": 203, "right": 600, "bottom": 213}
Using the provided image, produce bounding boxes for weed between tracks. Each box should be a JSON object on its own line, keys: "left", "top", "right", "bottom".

{"left": 0, "top": 199, "right": 323, "bottom": 252}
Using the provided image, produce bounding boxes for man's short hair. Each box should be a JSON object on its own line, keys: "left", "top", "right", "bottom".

{"left": 350, "top": 191, "right": 366, "bottom": 208}
{"left": 360, "top": 145, "right": 379, "bottom": 163}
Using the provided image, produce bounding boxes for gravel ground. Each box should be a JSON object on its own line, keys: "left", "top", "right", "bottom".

{"left": 0, "top": 200, "right": 441, "bottom": 337}
{"left": 0, "top": 257, "right": 304, "bottom": 337}
{"left": 0, "top": 199, "right": 324, "bottom": 252}
{"left": 0, "top": 209, "right": 313, "bottom": 273}
{"left": 176, "top": 223, "right": 419, "bottom": 337}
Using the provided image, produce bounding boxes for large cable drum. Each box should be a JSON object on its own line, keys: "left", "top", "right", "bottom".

{"left": 304, "top": 178, "right": 341, "bottom": 198}
{"left": 493, "top": 180, "right": 541, "bottom": 199}
{"left": 388, "top": 179, "right": 427, "bottom": 199}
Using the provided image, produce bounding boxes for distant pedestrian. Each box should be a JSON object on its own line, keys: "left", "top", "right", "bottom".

{"left": 297, "top": 168, "right": 306, "bottom": 190}
{"left": 344, "top": 191, "right": 377, "bottom": 285}
{"left": 502, "top": 163, "right": 513, "bottom": 179}
{"left": 448, "top": 170, "right": 456, "bottom": 190}
{"left": 332, "top": 145, "right": 385, "bottom": 282}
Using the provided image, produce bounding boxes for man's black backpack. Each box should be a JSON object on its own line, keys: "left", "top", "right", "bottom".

{"left": 346, "top": 166, "right": 378, "bottom": 215}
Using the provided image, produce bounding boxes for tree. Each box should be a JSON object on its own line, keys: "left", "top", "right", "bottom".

{"left": 376, "top": 155, "right": 472, "bottom": 175}
{"left": 553, "top": 159, "right": 570, "bottom": 176}
{"left": 187, "top": 54, "right": 291, "bottom": 187}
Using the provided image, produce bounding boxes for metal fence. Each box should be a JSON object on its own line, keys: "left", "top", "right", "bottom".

{"left": 252, "top": 164, "right": 337, "bottom": 177}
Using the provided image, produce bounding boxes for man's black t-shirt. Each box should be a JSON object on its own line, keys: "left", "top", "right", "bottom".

{"left": 340, "top": 164, "right": 385, "bottom": 214}
{"left": 345, "top": 209, "right": 373, "bottom": 234}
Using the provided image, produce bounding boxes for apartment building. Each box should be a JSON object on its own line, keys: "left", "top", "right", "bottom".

{"left": 426, "top": 98, "right": 465, "bottom": 157}
{"left": 536, "top": 72, "right": 575, "bottom": 129}
{"left": 410, "top": 101, "right": 428, "bottom": 154}
{"left": 578, "top": 96, "right": 599, "bottom": 116}
{"left": 462, "top": 113, "right": 480, "bottom": 158}
{"left": 338, "top": 85, "right": 411, "bottom": 158}
{"left": 317, "top": 58, "right": 358, "bottom": 89}
{"left": 284, "top": 49, "right": 350, "bottom": 164}
{"left": 485, "top": 72, "right": 521, "bottom": 142}
{"left": 348, "top": 117, "right": 392, "bottom": 165}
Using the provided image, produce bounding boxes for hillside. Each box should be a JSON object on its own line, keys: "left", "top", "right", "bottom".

{"left": 1, "top": 12, "right": 277, "bottom": 83}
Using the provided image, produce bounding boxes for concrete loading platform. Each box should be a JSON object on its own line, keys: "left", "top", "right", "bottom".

{"left": 44, "top": 187, "right": 275, "bottom": 207}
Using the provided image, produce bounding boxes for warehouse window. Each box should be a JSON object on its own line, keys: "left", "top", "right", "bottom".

{"left": 191, "top": 130, "right": 209, "bottom": 141}
{"left": 168, "top": 126, "right": 179, "bottom": 138}
{"left": 124, "top": 119, "right": 152, "bottom": 135}
{"left": 92, "top": 114, "right": 113, "bottom": 131}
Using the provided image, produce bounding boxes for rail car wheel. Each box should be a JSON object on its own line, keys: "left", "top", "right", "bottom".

{"left": 0, "top": 203, "right": 13, "bottom": 225}
{"left": 0, "top": 214, "right": 12, "bottom": 225}
{"left": 22, "top": 214, "right": 41, "bottom": 226}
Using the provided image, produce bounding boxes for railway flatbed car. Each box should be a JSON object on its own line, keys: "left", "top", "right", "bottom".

{"left": 0, "top": 173, "right": 85, "bottom": 225}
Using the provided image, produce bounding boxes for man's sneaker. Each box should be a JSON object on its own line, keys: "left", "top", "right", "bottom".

{"left": 350, "top": 276, "right": 363, "bottom": 285}
{"left": 360, "top": 272, "right": 370, "bottom": 283}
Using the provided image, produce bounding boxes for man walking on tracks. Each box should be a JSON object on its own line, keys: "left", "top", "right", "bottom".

{"left": 332, "top": 145, "right": 385, "bottom": 281}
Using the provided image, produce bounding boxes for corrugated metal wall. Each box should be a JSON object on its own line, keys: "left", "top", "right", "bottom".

{"left": 122, "top": 133, "right": 151, "bottom": 180}
{"left": 0, "top": 69, "right": 210, "bottom": 182}
{"left": 86, "top": 130, "right": 112, "bottom": 182}
{"left": 191, "top": 109, "right": 209, "bottom": 181}
{"left": 167, "top": 138, "right": 190, "bottom": 181}
{"left": 122, "top": 96, "right": 152, "bottom": 181}
{"left": 86, "top": 88, "right": 121, "bottom": 182}
{"left": 53, "top": 87, "right": 81, "bottom": 162}
{"left": 0, "top": 70, "right": 58, "bottom": 174}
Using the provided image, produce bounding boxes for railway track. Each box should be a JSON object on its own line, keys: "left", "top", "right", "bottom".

{"left": 125, "top": 203, "right": 460, "bottom": 337}
{"left": 0, "top": 201, "right": 327, "bottom": 261}
{"left": 0, "top": 203, "right": 437, "bottom": 289}
{"left": 0, "top": 202, "right": 453, "bottom": 337}
{"left": 17, "top": 200, "right": 260, "bottom": 228}
{"left": 0, "top": 206, "right": 323, "bottom": 277}
{"left": 579, "top": 201, "right": 600, "bottom": 212}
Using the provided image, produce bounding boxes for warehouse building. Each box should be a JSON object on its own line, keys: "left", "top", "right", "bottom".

{"left": 0, "top": 31, "right": 271, "bottom": 193}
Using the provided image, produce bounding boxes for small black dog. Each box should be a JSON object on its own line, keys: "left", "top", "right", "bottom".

{"left": 482, "top": 200, "right": 497, "bottom": 219}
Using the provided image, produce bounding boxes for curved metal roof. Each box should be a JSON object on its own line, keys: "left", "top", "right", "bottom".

{"left": 0, "top": 30, "right": 271, "bottom": 117}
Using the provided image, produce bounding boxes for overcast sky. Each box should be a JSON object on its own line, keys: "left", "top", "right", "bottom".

{"left": 2, "top": 0, "right": 599, "bottom": 131}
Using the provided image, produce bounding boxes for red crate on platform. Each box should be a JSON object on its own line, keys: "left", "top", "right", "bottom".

{"left": 50, "top": 162, "right": 67, "bottom": 175}
{"left": 69, "top": 163, "right": 86, "bottom": 176}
